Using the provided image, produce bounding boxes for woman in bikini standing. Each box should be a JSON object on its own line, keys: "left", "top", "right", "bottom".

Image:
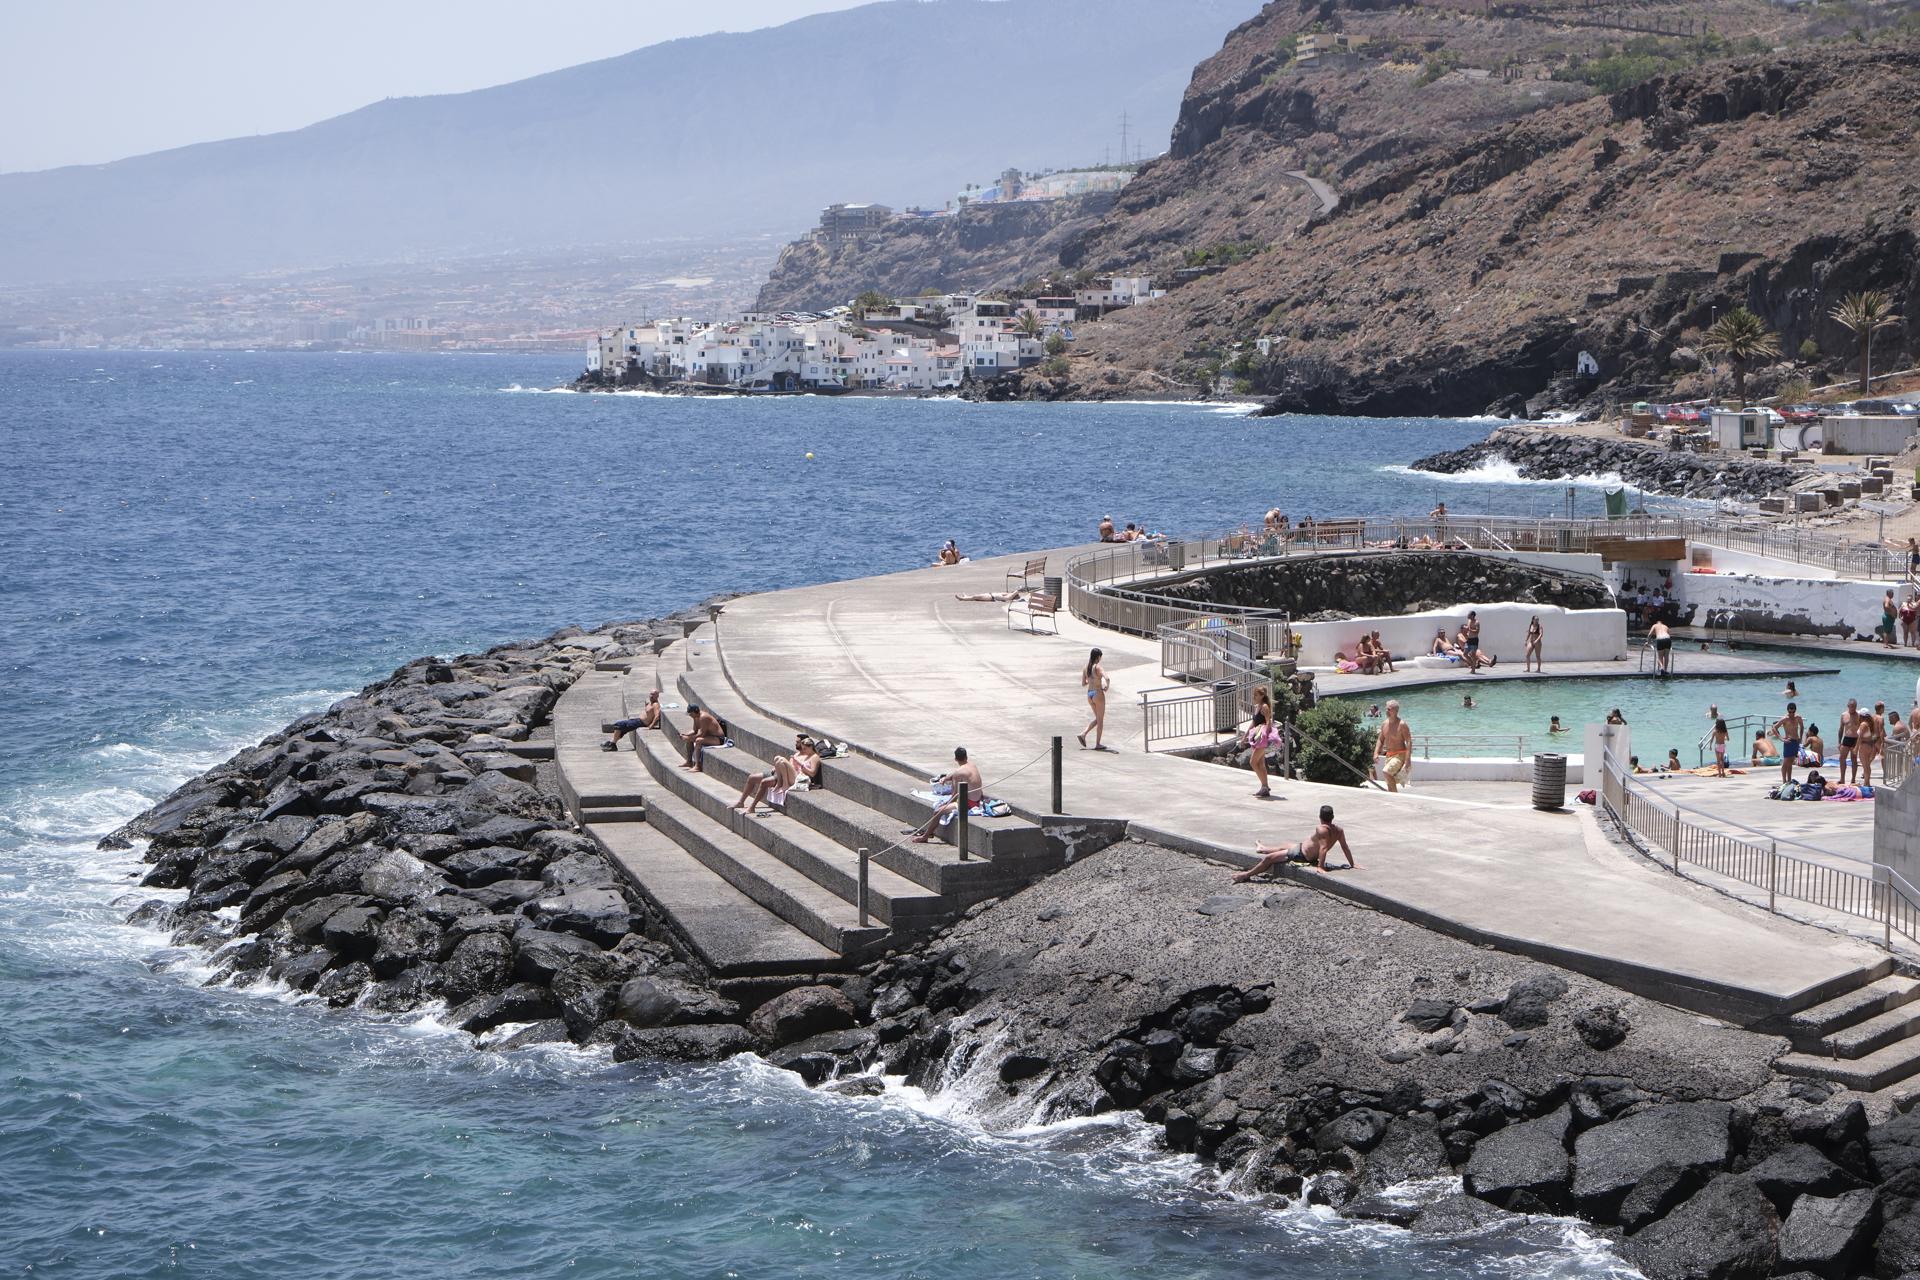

{"left": 1523, "top": 616, "right": 1544, "bottom": 673}
{"left": 1079, "top": 648, "right": 1110, "bottom": 751}
{"left": 1857, "top": 705, "right": 1882, "bottom": 787}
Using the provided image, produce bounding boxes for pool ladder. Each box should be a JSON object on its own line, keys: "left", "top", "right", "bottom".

{"left": 1635, "top": 635, "right": 1676, "bottom": 673}
{"left": 1704, "top": 610, "right": 1745, "bottom": 649}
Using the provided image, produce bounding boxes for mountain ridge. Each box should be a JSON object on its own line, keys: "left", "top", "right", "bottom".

{"left": 0, "top": 0, "right": 1264, "bottom": 285}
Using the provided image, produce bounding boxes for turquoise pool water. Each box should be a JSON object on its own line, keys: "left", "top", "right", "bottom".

{"left": 1355, "top": 645, "right": 1920, "bottom": 765}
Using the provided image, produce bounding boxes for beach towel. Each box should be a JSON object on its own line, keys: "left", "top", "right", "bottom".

{"left": 1827, "top": 786, "right": 1865, "bottom": 802}
{"left": 912, "top": 789, "right": 993, "bottom": 819}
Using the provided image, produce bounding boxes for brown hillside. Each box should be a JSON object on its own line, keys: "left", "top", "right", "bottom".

{"left": 1006, "top": 1, "right": 1920, "bottom": 414}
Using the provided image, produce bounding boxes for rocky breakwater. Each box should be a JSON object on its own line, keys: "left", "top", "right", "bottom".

{"left": 758, "top": 843, "right": 1920, "bottom": 1277}
{"left": 1412, "top": 427, "right": 1802, "bottom": 502}
{"left": 1149, "top": 551, "right": 1611, "bottom": 619}
{"left": 109, "top": 607, "right": 848, "bottom": 1064}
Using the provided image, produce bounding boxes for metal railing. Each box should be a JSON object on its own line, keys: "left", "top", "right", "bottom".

{"left": 1066, "top": 536, "right": 1294, "bottom": 638}
{"left": 1597, "top": 746, "right": 1920, "bottom": 948}
{"left": 1408, "top": 733, "right": 1536, "bottom": 760}
{"left": 1141, "top": 621, "right": 1275, "bottom": 753}
{"left": 1695, "top": 713, "right": 1773, "bottom": 766}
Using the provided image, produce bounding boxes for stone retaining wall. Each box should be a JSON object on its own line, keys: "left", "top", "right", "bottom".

{"left": 1148, "top": 551, "right": 1612, "bottom": 620}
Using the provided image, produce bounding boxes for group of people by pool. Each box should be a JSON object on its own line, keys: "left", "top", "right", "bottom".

{"left": 1611, "top": 678, "right": 1914, "bottom": 791}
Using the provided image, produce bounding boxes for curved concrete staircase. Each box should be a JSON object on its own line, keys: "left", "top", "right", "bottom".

{"left": 552, "top": 620, "right": 1060, "bottom": 996}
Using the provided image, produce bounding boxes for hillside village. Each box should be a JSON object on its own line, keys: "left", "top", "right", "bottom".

{"left": 583, "top": 193, "right": 1163, "bottom": 393}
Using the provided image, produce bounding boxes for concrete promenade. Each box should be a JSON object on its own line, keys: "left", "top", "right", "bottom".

{"left": 715, "top": 545, "right": 1892, "bottom": 1022}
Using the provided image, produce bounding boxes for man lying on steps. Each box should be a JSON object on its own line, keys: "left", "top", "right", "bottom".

{"left": 1233, "top": 805, "right": 1358, "bottom": 879}
{"left": 679, "top": 704, "right": 725, "bottom": 773}
{"left": 908, "top": 747, "right": 984, "bottom": 845}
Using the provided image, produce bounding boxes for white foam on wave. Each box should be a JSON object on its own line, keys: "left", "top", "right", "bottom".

{"left": 1379, "top": 459, "right": 1627, "bottom": 489}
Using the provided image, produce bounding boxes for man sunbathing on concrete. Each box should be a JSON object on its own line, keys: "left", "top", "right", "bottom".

{"left": 1233, "top": 804, "right": 1358, "bottom": 879}
{"left": 907, "top": 747, "right": 984, "bottom": 844}
{"left": 604, "top": 690, "right": 661, "bottom": 751}
{"left": 680, "top": 704, "right": 725, "bottom": 772}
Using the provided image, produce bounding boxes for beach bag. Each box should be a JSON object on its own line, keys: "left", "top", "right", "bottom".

{"left": 1773, "top": 784, "right": 1796, "bottom": 801}
{"left": 1576, "top": 789, "right": 1596, "bottom": 805}
{"left": 1799, "top": 781, "right": 1824, "bottom": 801}
{"left": 983, "top": 799, "right": 1013, "bottom": 818}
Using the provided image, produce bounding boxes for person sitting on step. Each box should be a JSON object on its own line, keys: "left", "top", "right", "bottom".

{"left": 733, "top": 735, "right": 821, "bottom": 816}
{"left": 908, "top": 747, "right": 984, "bottom": 845}
{"left": 680, "top": 704, "right": 725, "bottom": 773}
{"left": 604, "top": 690, "right": 661, "bottom": 751}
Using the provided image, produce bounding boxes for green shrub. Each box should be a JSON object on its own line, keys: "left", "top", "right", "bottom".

{"left": 1798, "top": 338, "right": 1820, "bottom": 361}
{"left": 1043, "top": 356, "right": 1071, "bottom": 377}
{"left": 1295, "top": 699, "right": 1377, "bottom": 787}
{"left": 1044, "top": 333, "right": 1068, "bottom": 356}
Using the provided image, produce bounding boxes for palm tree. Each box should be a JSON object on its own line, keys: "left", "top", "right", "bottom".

{"left": 1698, "top": 307, "right": 1778, "bottom": 406}
{"left": 1015, "top": 308, "right": 1044, "bottom": 339}
{"left": 1830, "top": 291, "right": 1902, "bottom": 395}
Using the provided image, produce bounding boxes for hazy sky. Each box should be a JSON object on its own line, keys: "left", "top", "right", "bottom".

{"left": 0, "top": 0, "right": 877, "bottom": 174}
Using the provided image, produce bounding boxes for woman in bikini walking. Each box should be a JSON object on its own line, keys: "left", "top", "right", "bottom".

{"left": 1245, "top": 685, "right": 1278, "bottom": 799}
{"left": 1079, "top": 648, "right": 1110, "bottom": 751}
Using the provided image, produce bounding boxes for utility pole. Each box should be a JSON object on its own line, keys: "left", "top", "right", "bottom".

{"left": 1119, "top": 111, "right": 1130, "bottom": 167}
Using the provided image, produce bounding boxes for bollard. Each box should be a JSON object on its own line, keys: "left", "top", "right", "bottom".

{"left": 1051, "top": 735, "right": 1063, "bottom": 815}
{"left": 956, "top": 782, "right": 970, "bottom": 861}
{"left": 857, "top": 847, "right": 870, "bottom": 927}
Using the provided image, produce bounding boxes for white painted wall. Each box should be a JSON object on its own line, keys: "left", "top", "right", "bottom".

{"left": 1296, "top": 602, "right": 1628, "bottom": 667}
{"left": 1672, "top": 570, "right": 1895, "bottom": 638}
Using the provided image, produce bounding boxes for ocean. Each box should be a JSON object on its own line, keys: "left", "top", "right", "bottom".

{"left": 0, "top": 349, "right": 1638, "bottom": 1277}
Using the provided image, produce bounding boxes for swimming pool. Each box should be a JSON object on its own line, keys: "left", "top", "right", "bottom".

{"left": 1352, "top": 644, "right": 1920, "bottom": 765}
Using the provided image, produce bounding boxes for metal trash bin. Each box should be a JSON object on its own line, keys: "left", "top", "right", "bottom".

{"left": 1532, "top": 753, "right": 1568, "bottom": 811}
{"left": 1213, "top": 681, "right": 1240, "bottom": 734}
{"left": 1042, "top": 575, "right": 1063, "bottom": 605}
{"left": 1166, "top": 541, "right": 1187, "bottom": 571}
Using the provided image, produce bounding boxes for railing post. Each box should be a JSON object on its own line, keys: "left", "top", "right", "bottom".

{"left": 1885, "top": 877, "right": 1894, "bottom": 951}
{"left": 1671, "top": 806, "right": 1683, "bottom": 873}
{"left": 1768, "top": 840, "right": 1777, "bottom": 914}
{"left": 857, "top": 847, "right": 870, "bottom": 927}
{"left": 955, "top": 781, "right": 970, "bottom": 861}
{"left": 1051, "top": 735, "right": 1063, "bottom": 814}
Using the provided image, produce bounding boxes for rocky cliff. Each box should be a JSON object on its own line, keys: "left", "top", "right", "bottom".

{"left": 753, "top": 194, "right": 1117, "bottom": 313}
{"left": 1413, "top": 427, "right": 1804, "bottom": 500}
{"left": 994, "top": 2, "right": 1920, "bottom": 415}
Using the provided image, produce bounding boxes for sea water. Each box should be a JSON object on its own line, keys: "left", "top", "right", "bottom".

{"left": 0, "top": 349, "right": 1642, "bottom": 1276}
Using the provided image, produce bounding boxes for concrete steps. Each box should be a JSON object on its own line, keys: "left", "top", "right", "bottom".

{"left": 655, "top": 667, "right": 1042, "bottom": 903}
{"left": 1784, "top": 975, "right": 1920, "bottom": 1044}
{"left": 623, "top": 737, "right": 889, "bottom": 956}
{"left": 588, "top": 819, "right": 839, "bottom": 978}
{"left": 675, "top": 629, "right": 1054, "bottom": 870}
{"left": 1775, "top": 974, "right": 1920, "bottom": 1092}
{"left": 633, "top": 697, "right": 945, "bottom": 933}
{"left": 550, "top": 668, "right": 648, "bottom": 823}
{"left": 1779, "top": 1039, "right": 1920, "bottom": 1094}
{"left": 551, "top": 624, "right": 1071, "bottom": 983}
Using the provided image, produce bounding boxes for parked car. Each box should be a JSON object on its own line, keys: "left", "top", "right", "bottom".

{"left": 1782, "top": 404, "right": 1822, "bottom": 424}
{"left": 1852, "top": 399, "right": 1902, "bottom": 415}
